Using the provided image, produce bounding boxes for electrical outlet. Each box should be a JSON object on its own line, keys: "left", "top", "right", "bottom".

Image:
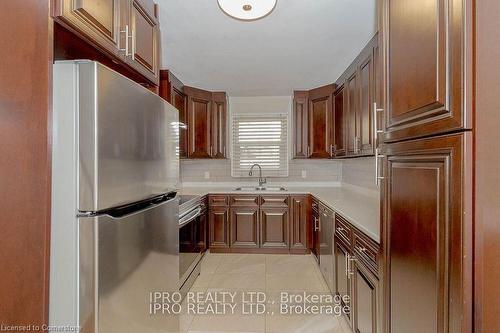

{"left": 301, "top": 170, "right": 307, "bottom": 179}
{"left": 204, "top": 171, "right": 210, "bottom": 179}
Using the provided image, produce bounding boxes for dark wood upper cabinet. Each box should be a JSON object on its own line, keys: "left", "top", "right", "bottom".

{"left": 333, "top": 33, "right": 379, "bottom": 158}
{"left": 333, "top": 85, "right": 347, "bottom": 157}
{"left": 159, "top": 70, "right": 188, "bottom": 158}
{"left": 126, "top": 0, "right": 159, "bottom": 84}
{"left": 359, "top": 47, "right": 375, "bottom": 155}
{"left": 183, "top": 86, "right": 227, "bottom": 159}
{"left": 230, "top": 206, "right": 259, "bottom": 249}
{"left": 293, "top": 91, "right": 309, "bottom": 158}
{"left": 211, "top": 92, "right": 227, "bottom": 159}
{"left": 185, "top": 86, "right": 212, "bottom": 158}
{"left": 346, "top": 70, "right": 359, "bottom": 156}
{"left": 384, "top": 0, "right": 472, "bottom": 142}
{"left": 309, "top": 84, "right": 335, "bottom": 158}
{"left": 54, "top": 0, "right": 120, "bottom": 53}
{"left": 381, "top": 132, "right": 472, "bottom": 333}
{"left": 54, "top": 0, "right": 160, "bottom": 85}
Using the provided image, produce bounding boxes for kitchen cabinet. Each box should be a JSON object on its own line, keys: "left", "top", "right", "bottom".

{"left": 260, "top": 207, "right": 289, "bottom": 249}
{"left": 352, "top": 259, "right": 378, "bottom": 333}
{"left": 358, "top": 46, "right": 375, "bottom": 155}
{"left": 333, "top": 213, "right": 380, "bottom": 333}
{"left": 289, "top": 195, "right": 310, "bottom": 254}
{"left": 384, "top": 0, "right": 472, "bottom": 142}
{"left": 309, "top": 84, "right": 335, "bottom": 158}
{"left": 336, "top": 33, "right": 379, "bottom": 157}
{"left": 381, "top": 132, "right": 471, "bottom": 333}
{"left": 126, "top": 0, "right": 159, "bottom": 83}
{"left": 332, "top": 85, "right": 347, "bottom": 157}
{"left": 334, "top": 239, "right": 352, "bottom": 322}
{"left": 159, "top": 70, "right": 188, "bottom": 158}
{"left": 54, "top": 0, "right": 160, "bottom": 85}
{"left": 293, "top": 91, "right": 309, "bottom": 158}
{"left": 345, "top": 69, "right": 359, "bottom": 156}
{"left": 185, "top": 86, "right": 212, "bottom": 158}
{"left": 208, "top": 205, "right": 230, "bottom": 249}
{"left": 230, "top": 206, "right": 259, "bottom": 249}
{"left": 212, "top": 92, "right": 227, "bottom": 158}
{"left": 207, "top": 194, "right": 311, "bottom": 254}
{"left": 184, "top": 86, "right": 227, "bottom": 159}
{"left": 292, "top": 85, "right": 335, "bottom": 159}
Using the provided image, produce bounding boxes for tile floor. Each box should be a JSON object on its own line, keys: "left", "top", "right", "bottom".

{"left": 180, "top": 252, "right": 353, "bottom": 333}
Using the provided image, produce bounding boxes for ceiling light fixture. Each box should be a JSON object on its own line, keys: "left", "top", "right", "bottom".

{"left": 217, "top": 0, "right": 277, "bottom": 21}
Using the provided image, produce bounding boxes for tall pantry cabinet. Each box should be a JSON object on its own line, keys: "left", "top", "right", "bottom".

{"left": 379, "top": 0, "right": 473, "bottom": 333}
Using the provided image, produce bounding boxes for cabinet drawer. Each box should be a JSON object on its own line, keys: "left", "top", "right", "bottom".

{"left": 209, "top": 195, "right": 229, "bottom": 207}
{"left": 230, "top": 195, "right": 259, "bottom": 207}
{"left": 353, "top": 229, "right": 379, "bottom": 276}
{"left": 260, "top": 195, "right": 289, "bottom": 207}
{"left": 335, "top": 214, "right": 352, "bottom": 246}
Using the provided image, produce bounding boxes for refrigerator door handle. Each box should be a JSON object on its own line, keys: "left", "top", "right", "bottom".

{"left": 102, "top": 192, "right": 178, "bottom": 219}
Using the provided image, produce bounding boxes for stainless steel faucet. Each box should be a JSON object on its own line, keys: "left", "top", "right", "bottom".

{"left": 249, "top": 163, "right": 267, "bottom": 187}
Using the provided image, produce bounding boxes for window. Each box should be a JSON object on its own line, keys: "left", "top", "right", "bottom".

{"left": 231, "top": 113, "right": 288, "bottom": 177}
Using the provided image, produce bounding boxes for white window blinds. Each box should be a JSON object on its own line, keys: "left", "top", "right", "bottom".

{"left": 231, "top": 114, "right": 288, "bottom": 177}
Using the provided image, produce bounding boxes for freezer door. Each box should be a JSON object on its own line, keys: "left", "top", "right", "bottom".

{"left": 79, "top": 195, "right": 180, "bottom": 333}
{"left": 54, "top": 61, "right": 179, "bottom": 212}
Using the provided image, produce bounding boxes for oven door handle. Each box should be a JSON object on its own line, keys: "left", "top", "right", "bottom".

{"left": 179, "top": 207, "right": 202, "bottom": 227}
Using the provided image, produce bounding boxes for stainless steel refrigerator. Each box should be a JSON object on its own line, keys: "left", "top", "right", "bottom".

{"left": 49, "top": 61, "right": 180, "bottom": 333}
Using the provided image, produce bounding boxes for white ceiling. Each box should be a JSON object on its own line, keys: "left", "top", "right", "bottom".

{"left": 158, "top": 0, "right": 377, "bottom": 96}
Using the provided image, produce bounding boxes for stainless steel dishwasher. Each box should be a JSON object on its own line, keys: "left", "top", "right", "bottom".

{"left": 319, "top": 203, "right": 335, "bottom": 292}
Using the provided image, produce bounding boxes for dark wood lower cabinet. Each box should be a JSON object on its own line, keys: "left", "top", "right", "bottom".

{"left": 311, "top": 199, "right": 320, "bottom": 261}
{"left": 353, "top": 260, "right": 378, "bottom": 333}
{"left": 260, "top": 207, "right": 289, "bottom": 249}
{"left": 290, "top": 195, "right": 310, "bottom": 253}
{"left": 230, "top": 207, "right": 259, "bottom": 248}
{"left": 334, "top": 239, "right": 352, "bottom": 322}
{"left": 208, "top": 194, "right": 312, "bottom": 254}
{"left": 381, "top": 132, "right": 472, "bottom": 333}
{"left": 208, "top": 206, "right": 230, "bottom": 249}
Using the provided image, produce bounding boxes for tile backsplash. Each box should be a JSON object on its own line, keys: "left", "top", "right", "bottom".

{"left": 341, "top": 157, "right": 378, "bottom": 191}
{"left": 180, "top": 159, "right": 342, "bottom": 184}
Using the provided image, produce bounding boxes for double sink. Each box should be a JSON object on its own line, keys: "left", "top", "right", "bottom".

{"left": 235, "top": 186, "right": 287, "bottom": 192}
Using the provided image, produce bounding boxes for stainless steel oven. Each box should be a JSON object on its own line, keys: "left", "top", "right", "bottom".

{"left": 179, "top": 195, "right": 206, "bottom": 295}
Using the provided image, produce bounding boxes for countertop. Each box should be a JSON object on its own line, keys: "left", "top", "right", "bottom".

{"left": 179, "top": 184, "right": 380, "bottom": 243}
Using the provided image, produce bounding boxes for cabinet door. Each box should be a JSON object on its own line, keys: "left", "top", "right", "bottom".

{"left": 335, "top": 240, "right": 352, "bottom": 323}
{"left": 346, "top": 71, "right": 359, "bottom": 155}
{"left": 185, "top": 87, "right": 212, "bottom": 158}
{"left": 293, "top": 91, "right": 309, "bottom": 158}
{"left": 55, "top": 0, "right": 120, "bottom": 55}
{"left": 230, "top": 207, "right": 259, "bottom": 248}
{"left": 209, "top": 207, "right": 230, "bottom": 249}
{"left": 309, "top": 85, "right": 334, "bottom": 158}
{"left": 211, "top": 92, "right": 227, "bottom": 158}
{"left": 385, "top": 0, "right": 470, "bottom": 141}
{"left": 290, "top": 195, "right": 310, "bottom": 252}
{"left": 260, "top": 207, "right": 289, "bottom": 249}
{"left": 128, "top": 0, "right": 159, "bottom": 84}
{"left": 359, "top": 49, "right": 375, "bottom": 155}
{"left": 159, "top": 71, "right": 187, "bottom": 158}
{"left": 382, "top": 133, "right": 471, "bottom": 333}
{"left": 333, "top": 85, "right": 347, "bottom": 157}
{"left": 353, "top": 260, "right": 378, "bottom": 333}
